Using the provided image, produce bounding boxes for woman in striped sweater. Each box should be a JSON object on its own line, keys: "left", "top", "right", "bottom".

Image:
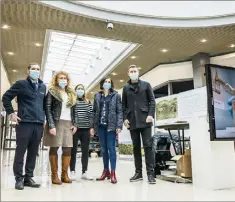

{"left": 70, "top": 84, "right": 93, "bottom": 181}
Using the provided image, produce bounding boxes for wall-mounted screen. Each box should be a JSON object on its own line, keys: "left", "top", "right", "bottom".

{"left": 205, "top": 64, "right": 235, "bottom": 141}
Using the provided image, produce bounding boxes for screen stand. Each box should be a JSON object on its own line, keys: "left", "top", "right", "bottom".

{"left": 190, "top": 115, "right": 235, "bottom": 190}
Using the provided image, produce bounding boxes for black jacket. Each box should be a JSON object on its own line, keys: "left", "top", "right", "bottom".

{"left": 91, "top": 90, "right": 123, "bottom": 133}
{"left": 122, "top": 80, "right": 155, "bottom": 130}
{"left": 2, "top": 77, "right": 46, "bottom": 124}
{"left": 44, "top": 87, "right": 78, "bottom": 129}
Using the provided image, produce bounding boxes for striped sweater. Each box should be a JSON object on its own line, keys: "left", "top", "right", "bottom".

{"left": 73, "top": 99, "right": 93, "bottom": 128}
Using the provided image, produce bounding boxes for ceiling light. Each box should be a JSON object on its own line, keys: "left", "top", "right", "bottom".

{"left": 112, "top": 72, "right": 117, "bottom": 76}
{"left": 120, "top": 80, "right": 124, "bottom": 83}
{"left": 7, "top": 52, "right": 14, "bottom": 55}
{"left": 12, "top": 69, "right": 18, "bottom": 72}
{"left": 130, "top": 56, "right": 136, "bottom": 59}
{"left": 1, "top": 24, "right": 10, "bottom": 29}
{"left": 35, "top": 43, "right": 42, "bottom": 47}
{"left": 90, "top": 92, "right": 94, "bottom": 94}
{"left": 161, "top": 49, "right": 168, "bottom": 53}
{"left": 200, "top": 39, "right": 207, "bottom": 43}
{"left": 138, "top": 67, "right": 142, "bottom": 70}
{"left": 229, "top": 44, "right": 235, "bottom": 48}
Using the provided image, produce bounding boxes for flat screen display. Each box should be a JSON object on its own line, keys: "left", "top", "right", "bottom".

{"left": 205, "top": 64, "right": 235, "bottom": 141}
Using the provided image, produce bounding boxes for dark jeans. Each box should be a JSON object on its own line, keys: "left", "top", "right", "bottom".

{"left": 98, "top": 125, "right": 117, "bottom": 170}
{"left": 13, "top": 123, "right": 43, "bottom": 181}
{"left": 130, "top": 127, "right": 154, "bottom": 176}
{"left": 70, "top": 128, "right": 90, "bottom": 173}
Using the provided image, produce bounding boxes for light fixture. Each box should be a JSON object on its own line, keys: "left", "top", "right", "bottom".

{"left": 130, "top": 56, "right": 136, "bottom": 59}
{"left": 112, "top": 72, "right": 117, "bottom": 76}
{"left": 200, "top": 39, "right": 207, "bottom": 43}
{"left": 12, "top": 69, "right": 18, "bottom": 72}
{"left": 35, "top": 43, "right": 42, "bottom": 47}
{"left": 1, "top": 24, "right": 10, "bottom": 29}
{"left": 229, "top": 44, "right": 235, "bottom": 48}
{"left": 104, "top": 41, "right": 111, "bottom": 50}
{"left": 161, "top": 49, "right": 168, "bottom": 53}
{"left": 120, "top": 80, "right": 124, "bottom": 83}
{"left": 7, "top": 52, "right": 14, "bottom": 55}
{"left": 90, "top": 92, "right": 94, "bottom": 94}
{"left": 138, "top": 67, "right": 142, "bottom": 70}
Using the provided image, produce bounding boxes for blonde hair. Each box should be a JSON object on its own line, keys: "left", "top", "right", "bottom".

{"left": 50, "top": 71, "right": 71, "bottom": 90}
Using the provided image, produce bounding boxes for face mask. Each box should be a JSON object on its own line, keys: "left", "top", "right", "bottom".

{"left": 58, "top": 80, "right": 67, "bottom": 89}
{"left": 129, "top": 72, "right": 139, "bottom": 80}
{"left": 29, "top": 70, "right": 40, "bottom": 80}
{"left": 76, "top": 90, "right": 85, "bottom": 97}
{"left": 103, "top": 83, "right": 111, "bottom": 90}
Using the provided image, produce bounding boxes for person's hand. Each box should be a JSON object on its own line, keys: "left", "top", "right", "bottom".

{"left": 116, "top": 128, "right": 121, "bottom": 134}
{"left": 90, "top": 128, "right": 95, "bottom": 137}
{"left": 146, "top": 115, "right": 153, "bottom": 123}
{"left": 10, "top": 113, "right": 21, "bottom": 124}
{"left": 228, "top": 96, "right": 235, "bottom": 118}
{"left": 71, "top": 126, "right": 77, "bottom": 135}
{"left": 124, "top": 119, "right": 130, "bottom": 128}
{"left": 49, "top": 128, "right": 56, "bottom": 136}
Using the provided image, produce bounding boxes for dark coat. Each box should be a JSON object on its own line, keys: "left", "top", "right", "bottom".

{"left": 2, "top": 77, "right": 46, "bottom": 124}
{"left": 44, "top": 87, "right": 78, "bottom": 129}
{"left": 122, "top": 80, "right": 155, "bottom": 130}
{"left": 91, "top": 90, "right": 123, "bottom": 133}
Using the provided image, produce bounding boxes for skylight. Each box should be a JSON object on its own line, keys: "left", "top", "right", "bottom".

{"left": 42, "top": 30, "right": 138, "bottom": 88}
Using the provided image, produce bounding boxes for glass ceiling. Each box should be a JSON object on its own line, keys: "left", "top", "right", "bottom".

{"left": 42, "top": 30, "right": 136, "bottom": 89}
{"left": 43, "top": 31, "right": 108, "bottom": 84}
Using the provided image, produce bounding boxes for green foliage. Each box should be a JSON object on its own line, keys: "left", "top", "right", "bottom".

{"left": 156, "top": 97, "right": 178, "bottom": 120}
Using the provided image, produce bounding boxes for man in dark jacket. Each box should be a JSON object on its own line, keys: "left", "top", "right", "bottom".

{"left": 122, "top": 64, "right": 156, "bottom": 184}
{"left": 2, "top": 63, "right": 46, "bottom": 190}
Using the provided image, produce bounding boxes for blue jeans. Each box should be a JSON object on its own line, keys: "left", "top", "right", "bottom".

{"left": 98, "top": 125, "right": 117, "bottom": 170}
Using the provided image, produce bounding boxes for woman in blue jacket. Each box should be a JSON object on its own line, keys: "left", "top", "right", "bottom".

{"left": 90, "top": 77, "right": 123, "bottom": 184}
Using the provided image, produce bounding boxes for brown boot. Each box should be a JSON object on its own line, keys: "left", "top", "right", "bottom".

{"left": 61, "top": 156, "right": 72, "bottom": 183}
{"left": 49, "top": 155, "right": 62, "bottom": 185}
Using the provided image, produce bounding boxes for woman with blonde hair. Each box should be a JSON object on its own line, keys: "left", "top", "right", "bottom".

{"left": 44, "top": 71, "right": 78, "bottom": 185}
{"left": 70, "top": 84, "right": 93, "bottom": 181}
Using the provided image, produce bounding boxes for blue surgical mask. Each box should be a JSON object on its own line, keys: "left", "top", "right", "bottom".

{"left": 129, "top": 72, "right": 139, "bottom": 81}
{"left": 76, "top": 90, "right": 85, "bottom": 97}
{"left": 29, "top": 70, "right": 40, "bottom": 80}
{"left": 58, "top": 80, "right": 67, "bottom": 89}
{"left": 103, "top": 83, "right": 111, "bottom": 90}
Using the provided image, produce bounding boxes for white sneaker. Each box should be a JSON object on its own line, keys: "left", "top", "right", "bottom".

{"left": 81, "top": 171, "right": 93, "bottom": 180}
{"left": 70, "top": 171, "right": 76, "bottom": 181}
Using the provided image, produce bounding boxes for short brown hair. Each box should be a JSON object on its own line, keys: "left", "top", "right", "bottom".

{"left": 28, "top": 62, "right": 40, "bottom": 70}
{"left": 128, "top": 64, "right": 137, "bottom": 69}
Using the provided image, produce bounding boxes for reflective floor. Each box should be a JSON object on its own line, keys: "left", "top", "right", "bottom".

{"left": 1, "top": 150, "right": 235, "bottom": 201}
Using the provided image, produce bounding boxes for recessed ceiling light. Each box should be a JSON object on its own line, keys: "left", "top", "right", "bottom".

{"left": 200, "top": 39, "right": 207, "bottom": 43}
{"left": 112, "top": 72, "right": 117, "bottom": 76}
{"left": 120, "top": 80, "right": 124, "bottom": 83}
{"left": 161, "top": 49, "right": 168, "bottom": 53}
{"left": 229, "top": 44, "right": 235, "bottom": 48}
{"left": 12, "top": 69, "right": 18, "bottom": 72}
{"left": 130, "top": 56, "right": 137, "bottom": 59}
{"left": 138, "top": 67, "right": 142, "bottom": 70}
{"left": 7, "top": 52, "right": 14, "bottom": 55}
{"left": 90, "top": 92, "right": 94, "bottom": 94}
{"left": 1, "top": 24, "right": 10, "bottom": 29}
{"left": 35, "top": 43, "right": 42, "bottom": 47}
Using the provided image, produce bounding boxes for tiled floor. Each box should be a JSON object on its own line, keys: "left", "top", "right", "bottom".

{"left": 1, "top": 150, "right": 235, "bottom": 201}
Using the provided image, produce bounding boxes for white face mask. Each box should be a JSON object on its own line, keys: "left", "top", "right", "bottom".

{"left": 58, "top": 79, "right": 67, "bottom": 89}
{"left": 129, "top": 72, "right": 139, "bottom": 80}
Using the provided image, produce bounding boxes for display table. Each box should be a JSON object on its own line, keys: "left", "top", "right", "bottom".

{"left": 155, "top": 122, "right": 190, "bottom": 155}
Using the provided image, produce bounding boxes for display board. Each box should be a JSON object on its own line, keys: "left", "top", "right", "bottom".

{"left": 205, "top": 64, "right": 235, "bottom": 141}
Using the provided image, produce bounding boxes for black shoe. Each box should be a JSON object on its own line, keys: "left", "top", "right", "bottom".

{"left": 24, "top": 178, "right": 41, "bottom": 188}
{"left": 130, "top": 173, "right": 143, "bottom": 182}
{"left": 15, "top": 179, "right": 24, "bottom": 190}
{"left": 148, "top": 175, "right": 156, "bottom": 184}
